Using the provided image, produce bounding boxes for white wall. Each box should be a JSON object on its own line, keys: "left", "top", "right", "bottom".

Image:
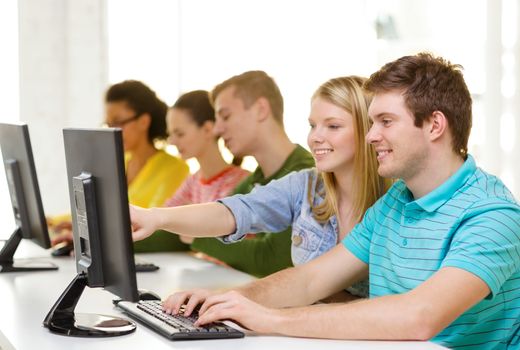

{"left": 173, "top": 0, "right": 376, "bottom": 150}
{"left": 106, "top": 0, "right": 377, "bottom": 171}
{"left": 1, "top": 0, "right": 519, "bottom": 224}
{"left": 16, "top": 0, "right": 108, "bottom": 216}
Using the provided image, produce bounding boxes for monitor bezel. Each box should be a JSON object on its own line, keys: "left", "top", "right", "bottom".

{"left": 63, "top": 127, "right": 139, "bottom": 302}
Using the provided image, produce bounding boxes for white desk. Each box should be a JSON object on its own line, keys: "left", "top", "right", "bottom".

{"left": 0, "top": 240, "right": 447, "bottom": 350}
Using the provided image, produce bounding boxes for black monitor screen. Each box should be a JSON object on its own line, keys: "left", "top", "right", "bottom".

{"left": 63, "top": 128, "right": 138, "bottom": 302}
{"left": 44, "top": 128, "right": 138, "bottom": 337}
{"left": 0, "top": 122, "right": 50, "bottom": 248}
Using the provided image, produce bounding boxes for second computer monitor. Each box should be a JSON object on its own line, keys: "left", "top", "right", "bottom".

{"left": 44, "top": 128, "right": 140, "bottom": 337}
{"left": 63, "top": 128, "right": 138, "bottom": 301}
{"left": 0, "top": 122, "right": 56, "bottom": 272}
{"left": 0, "top": 122, "right": 50, "bottom": 246}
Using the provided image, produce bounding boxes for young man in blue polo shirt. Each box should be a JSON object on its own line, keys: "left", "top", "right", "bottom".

{"left": 160, "top": 53, "right": 520, "bottom": 349}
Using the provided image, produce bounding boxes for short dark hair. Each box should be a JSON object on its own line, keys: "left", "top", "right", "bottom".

{"left": 365, "top": 52, "right": 472, "bottom": 156}
{"left": 105, "top": 80, "right": 168, "bottom": 143}
{"left": 210, "top": 71, "right": 284, "bottom": 125}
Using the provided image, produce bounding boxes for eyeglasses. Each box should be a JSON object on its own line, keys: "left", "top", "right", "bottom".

{"left": 105, "top": 113, "right": 142, "bottom": 128}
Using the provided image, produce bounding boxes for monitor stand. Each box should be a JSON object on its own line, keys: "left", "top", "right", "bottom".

{"left": 0, "top": 227, "right": 58, "bottom": 273}
{"left": 43, "top": 273, "right": 136, "bottom": 337}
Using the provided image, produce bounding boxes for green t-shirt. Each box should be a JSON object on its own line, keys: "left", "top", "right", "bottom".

{"left": 190, "top": 144, "right": 315, "bottom": 277}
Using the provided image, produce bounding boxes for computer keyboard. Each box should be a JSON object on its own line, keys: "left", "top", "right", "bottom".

{"left": 116, "top": 300, "right": 245, "bottom": 340}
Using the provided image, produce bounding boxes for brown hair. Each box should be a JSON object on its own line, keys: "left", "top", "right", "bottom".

{"left": 210, "top": 70, "right": 284, "bottom": 126}
{"left": 364, "top": 52, "right": 472, "bottom": 157}
{"left": 309, "top": 76, "right": 392, "bottom": 224}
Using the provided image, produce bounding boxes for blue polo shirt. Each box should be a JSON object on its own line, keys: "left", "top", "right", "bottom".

{"left": 343, "top": 155, "right": 520, "bottom": 349}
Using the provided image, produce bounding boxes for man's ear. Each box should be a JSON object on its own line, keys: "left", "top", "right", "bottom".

{"left": 428, "top": 110, "right": 448, "bottom": 142}
{"left": 254, "top": 97, "right": 271, "bottom": 122}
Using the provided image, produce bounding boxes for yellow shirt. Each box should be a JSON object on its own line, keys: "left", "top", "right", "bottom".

{"left": 126, "top": 150, "right": 189, "bottom": 208}
{"left": 50, "top": 150, "right": 189, "bottom": 252}
{"left": 127, "top": 150, "right": 189, "bottom": 253}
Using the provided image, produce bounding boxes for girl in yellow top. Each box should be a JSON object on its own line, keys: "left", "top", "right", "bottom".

{"left": 124, "top": 150, "right": 187, "bottom": 209}
{"left": 105, "top": 80, "right": 189, "bottom": 252}
{"left": 51, "top": 81, "right": 189, "bottom": 253}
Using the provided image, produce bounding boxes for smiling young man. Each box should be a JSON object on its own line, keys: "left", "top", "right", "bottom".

{"left": 162, "top": 53, "right": 520, "bottom": 349}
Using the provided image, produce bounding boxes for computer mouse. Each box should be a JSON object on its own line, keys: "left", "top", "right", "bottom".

{"left": 138, "top": 289, "right": 161, "bottom": 301}
{"left": 51, "top": 242, "right": 74, "bottom": 257}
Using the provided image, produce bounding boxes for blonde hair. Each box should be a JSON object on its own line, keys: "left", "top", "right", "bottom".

{"left": 309, "top": 76, "right": 392, "bottom": 223}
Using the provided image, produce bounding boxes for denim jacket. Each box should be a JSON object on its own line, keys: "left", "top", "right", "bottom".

{"left": 219, "top": 168, "right": 368, "bottom": 297}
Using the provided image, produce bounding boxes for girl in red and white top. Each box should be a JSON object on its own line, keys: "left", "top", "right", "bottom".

{"left": 164, "top": 90, "right": 249, "bottom": 208}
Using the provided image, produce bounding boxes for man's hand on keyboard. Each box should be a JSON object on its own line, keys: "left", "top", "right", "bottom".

{"left": 162, "top": 288, "right": 216, "bottom": 316}
{"left": 195, "top": 290, "right": 279, "bottom": 334}
{"left": 163, "top": 289, "right": 280, "bottom": 334}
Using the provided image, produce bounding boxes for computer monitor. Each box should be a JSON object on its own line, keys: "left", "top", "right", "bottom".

{"left": 0, "top": 122, "right": 57, "bottom": 272}
{"left": 44, "top": 128, "right": 139, "bottom": 337}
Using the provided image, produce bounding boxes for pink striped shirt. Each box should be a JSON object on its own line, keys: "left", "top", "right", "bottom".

{"left": 163, "top": 166, "right": 250, "bottom": 207}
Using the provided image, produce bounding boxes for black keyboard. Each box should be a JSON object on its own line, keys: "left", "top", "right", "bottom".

{"left": 116, "top": 300, "right": 244, "bottom": 340}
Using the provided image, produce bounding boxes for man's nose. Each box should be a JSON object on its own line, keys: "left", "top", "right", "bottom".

{"left": 365, "top": 124, "right": 380, "bottom": 144}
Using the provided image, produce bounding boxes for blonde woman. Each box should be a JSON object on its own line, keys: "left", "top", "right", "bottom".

{"left": 131, "top": 76, "right": 392, "bottom": 297}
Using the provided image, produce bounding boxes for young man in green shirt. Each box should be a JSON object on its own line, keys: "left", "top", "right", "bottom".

{"left": 189, "top": 71, "right": 314, "bottom": 277}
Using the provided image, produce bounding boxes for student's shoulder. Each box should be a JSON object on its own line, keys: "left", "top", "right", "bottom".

{"left": 272, "top": 145, "right": 314, "bottom": 179}
{"left": 462, "top": 167, "right": 519, "bottom": 209}
{"left": 157, "top": 150, "right": 189, "bottom": 169}
{"left": 253, "top": 169, "right": 316, "bottom": 193}
{"left": 451, "top": 168, "right": 520, "bottom": 230}
{"left": 227, "top": 165, "right": 251, "bottom": 179}
{"left": 286, "top": 144, "right": 315, "bottom": 170}
{"left": 283, "top": 168, "right": 318, "bottom": 186}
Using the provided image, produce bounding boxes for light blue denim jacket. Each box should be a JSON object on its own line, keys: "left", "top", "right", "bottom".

{"left": 219, "top": 168, "right": 368, "bottom": 297}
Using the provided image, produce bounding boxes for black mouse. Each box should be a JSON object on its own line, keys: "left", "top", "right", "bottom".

{"left": 138, "top": 289, "right": 161, "bottom": 301}
{"left": 51, "top": 242, "right": 74, "bottom": 257}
